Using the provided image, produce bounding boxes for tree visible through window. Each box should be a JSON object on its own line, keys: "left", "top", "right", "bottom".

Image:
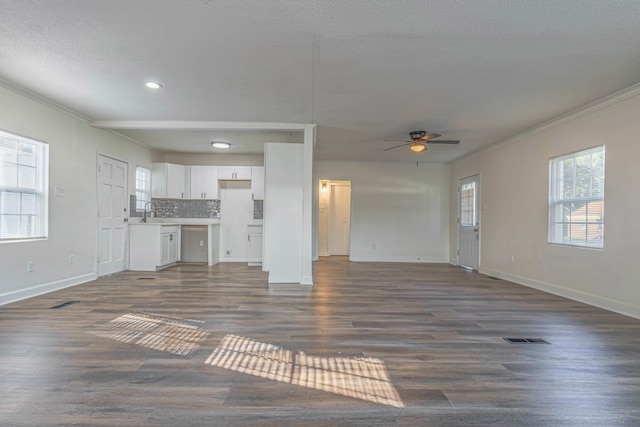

{"left": 549, "top": 146, "right": 605, "bottom": 248}
{"left": 0, "top": 130, "right": 48, "bottom": 241}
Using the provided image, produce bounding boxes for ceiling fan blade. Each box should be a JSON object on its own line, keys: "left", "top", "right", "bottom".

{"left": 384, "top": 139, "right": 411, "bottom": 142}
{"left": 383, "top": 142, "right": 412, "bottom": 151}
{"left": 426, "top": 139, "right": 460, "bottom": 144}
{"left": 420, "top": 133, "right": 442, "bottom": 141}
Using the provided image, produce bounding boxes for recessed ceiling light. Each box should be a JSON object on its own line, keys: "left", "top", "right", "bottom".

{"left": 145, "top": 81, "right": 163, "bottom": 89}
{"left": 211, "top": 141, "right": 231, "bottom": 149}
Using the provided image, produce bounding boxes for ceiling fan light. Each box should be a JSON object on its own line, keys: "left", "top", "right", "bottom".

{"left": 410, "top": 143, "right": 427, "bottom": 153}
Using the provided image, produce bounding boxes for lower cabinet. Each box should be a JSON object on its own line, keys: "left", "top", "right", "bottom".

{"left": 130, "top": 224, "right": 180, "bottom": 271}
{"left": 161, "top": 230, "right": 179, "bottom": 265}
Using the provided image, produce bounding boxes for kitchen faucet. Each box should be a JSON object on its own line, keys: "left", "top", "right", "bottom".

{"left": 141, "top": 201, "right": 157, "bottom": 223}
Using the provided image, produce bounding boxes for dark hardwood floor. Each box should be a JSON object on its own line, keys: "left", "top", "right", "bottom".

{"left": 1, "top": 257, "right": 639, "bottom": 426}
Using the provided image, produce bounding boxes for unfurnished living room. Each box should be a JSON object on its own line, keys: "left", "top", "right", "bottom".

{"left": 1, "top": 1, "right": 640, "bottom": 426}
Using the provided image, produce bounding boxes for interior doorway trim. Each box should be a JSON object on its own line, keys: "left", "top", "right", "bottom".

{"left": 317, "top": 179, "right": 352, "bottom": 258}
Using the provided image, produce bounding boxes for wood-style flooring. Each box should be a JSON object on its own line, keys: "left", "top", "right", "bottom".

{"left": 1, "top": 257, "right": 639, "bottom": 426}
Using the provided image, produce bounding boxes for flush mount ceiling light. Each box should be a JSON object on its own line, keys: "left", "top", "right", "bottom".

{"left": 211, "top": 141, "right": 231, "bottom": 149}
{"left": 145, "top": 81, "right": 163, "bottom": 89}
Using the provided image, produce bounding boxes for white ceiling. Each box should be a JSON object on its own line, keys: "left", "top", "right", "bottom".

{"left": 1, "top": 0, "right": 640, "bottom": 163}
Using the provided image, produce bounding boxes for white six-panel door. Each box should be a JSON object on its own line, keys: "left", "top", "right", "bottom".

{"left": 98, "top": 155, "right": 128, "bottom": 276}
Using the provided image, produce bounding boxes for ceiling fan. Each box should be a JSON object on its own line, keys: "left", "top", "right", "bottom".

{"left": 384, "top": 130, "right": 460, "bottom": 153}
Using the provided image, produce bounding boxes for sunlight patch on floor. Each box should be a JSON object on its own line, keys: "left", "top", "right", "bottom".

{"left": 90, "top": 312, "right": 209, "bottom": 356}
{"left": 205, "top": 334, "right": 404, "bottom": 408}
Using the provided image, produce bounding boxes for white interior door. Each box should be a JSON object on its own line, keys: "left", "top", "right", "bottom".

{"left": 328, "top": 183, "right": 351, "bottom": 256}
{"left": 458, "top": 175, "right": 479, "bottom": 270}
{"left": 98, "top": 155, "right": 128, "bottom": 276}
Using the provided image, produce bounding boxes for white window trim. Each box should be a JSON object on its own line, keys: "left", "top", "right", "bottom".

{"left": 135, "top": 166, "right": 151, "bottom": 212}
{"left": 0, "top": 130, "right": 49, "bottom": 243}
{"left": 548, "top": 145, "right": 605, "bottom": 249}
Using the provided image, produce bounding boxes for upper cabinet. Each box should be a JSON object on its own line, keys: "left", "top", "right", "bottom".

{"left": 218, "top": 166, "right": 251, "bottom": 180}
{"left": 152, "top": 163, "right": 186, "bottom": 199}
{"left": 251, "top": 166, "right": 265, "bottom": 200}
{"left": 188, "top": 166, "right": 219, "bottom": 199}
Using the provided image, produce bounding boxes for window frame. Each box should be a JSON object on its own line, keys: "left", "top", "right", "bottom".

{"left": 135, "top": 166, "right": 151, "bottom": 212}
{"left": 548, "top": 145, "right": 605, "bottom": 249}
{"left": 0, "top": 129, "right": 49, "bottom": 243}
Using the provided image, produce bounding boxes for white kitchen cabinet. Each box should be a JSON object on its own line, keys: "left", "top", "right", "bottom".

{"left": 152, "top": 163, "right": 186, "bottom": 199}
{"left": 218, "top": 166, "right": 251, "bottom": 180}
{"left": 161, "top": 230, "right": 179, "bottom": 265}
{"left": 188, "top": 166, "right": 219, "bottom": 199}
{"left": 251, "top": 166, "right": 264, "bottom": 200}
{"left": 130, "top": 224, "right": 181, "bottom": 271}
{"left": 247, "top": 225, "right": 263, "bottom": 266}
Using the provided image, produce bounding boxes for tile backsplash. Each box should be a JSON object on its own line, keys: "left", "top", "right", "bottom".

{"left": 130, "top": 195, "right": 220, "bottom": 219}
{"left": 253, "top": 200, "right": 263, "bottom": 220}
{"left": 130, "top": 195, "right": 263, "bottom": 219}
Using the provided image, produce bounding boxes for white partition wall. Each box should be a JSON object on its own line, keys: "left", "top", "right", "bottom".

{"left": 263, "top": 143, "right": 304, "bottom": 283}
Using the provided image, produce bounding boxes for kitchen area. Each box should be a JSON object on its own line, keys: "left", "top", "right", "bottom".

{"left": 128, "top": 163, "right": 264, "bottom": 271}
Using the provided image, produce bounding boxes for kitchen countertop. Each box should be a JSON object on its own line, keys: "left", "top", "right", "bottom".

{"left": 130, "top": 218, "right": 220, "bottom": 225}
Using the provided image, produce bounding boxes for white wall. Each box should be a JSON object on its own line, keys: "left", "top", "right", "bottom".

{"left": 160, "top": 153, "right": 263, "bottom": 166}
{"left": 449, "top": 86, "right": 640, "bottom": 319}
{"left": 0, "top": 85, "right": 153, "bottom": 304}
{"left": 314, "top": 161, "right": 450, "bottom": 263}
{"left": 263, "top": 143, "right": 304, "bottom": 283}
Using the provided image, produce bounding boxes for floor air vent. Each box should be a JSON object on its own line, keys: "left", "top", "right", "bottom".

{"left": 50, "top": 300, "right": 80, "bottom": 309}
{"left": 503, "top": 338, "right": 550, "bottom": 344}
{"left": 137, "top": 277, "right": 156, "bottom": 280}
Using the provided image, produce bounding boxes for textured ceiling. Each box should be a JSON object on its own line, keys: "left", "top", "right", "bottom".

{"left": 1, "top": 0, "right": 640, "bottom": 163}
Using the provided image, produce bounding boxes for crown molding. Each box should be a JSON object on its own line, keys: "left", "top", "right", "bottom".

{"left": 0, "top": 77, "right": 91, "bottom": 123}
{"left": 454, "top": 81, "right": 640, "bottom": 164}
{"left": 90, "top": 121, "right": 308, "bottom": 131}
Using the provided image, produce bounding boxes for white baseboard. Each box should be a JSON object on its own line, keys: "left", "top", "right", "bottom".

{"left": 349, "top": 256, "right": 448, "bottom": 263}
{"left": 0, "top": 273, "right": 97, "bottom": 306}
{"left": 480, "top": 267, "right": 640, "bottom": 320}
{"left": 268, "top": 273, "right": 302, "bottom": 284}
{"left": 318, "top": 251, "right": 330, "bottom": 257}
{"left": 219, "top": 257, "right": 248, "bottom": 263}
{"left": 300, "top": 275, "right": 313, "bottom": 285}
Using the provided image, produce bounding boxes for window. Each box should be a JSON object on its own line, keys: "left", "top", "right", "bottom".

{"left": 135, "top": 166, "right": 151, "bottom": 211}
{"left": 549, "top": 146, "right": 605, "bottom": 248}
{"left": 460, "top": 181, "right": 476, "bottom": 227}
{"left": 0, "top": 130, "right": 48, "bottom": 241}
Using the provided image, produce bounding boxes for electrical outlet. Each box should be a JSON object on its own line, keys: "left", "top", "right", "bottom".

{"left": 510, "top": 255, "right": 515, "bottom": 263}
{"left": 69, "top": 254, "right": 75, "bottom": 264}
{"left": 199, "top": 240, "right": 204, "bottom": 247}
{"left": 27, "top": 261, "right": 35, "bottom": 272}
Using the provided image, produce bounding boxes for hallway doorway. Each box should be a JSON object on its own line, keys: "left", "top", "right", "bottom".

{"left": 318, "top": 180, "right": 351, "bottom": 257}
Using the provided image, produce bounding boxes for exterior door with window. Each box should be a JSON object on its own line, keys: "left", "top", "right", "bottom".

{"left": 98, "top": 155, "right": 128, "bottom": 276}
{"left": 458, "top": 175, "right": 479, "bottom": 270}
